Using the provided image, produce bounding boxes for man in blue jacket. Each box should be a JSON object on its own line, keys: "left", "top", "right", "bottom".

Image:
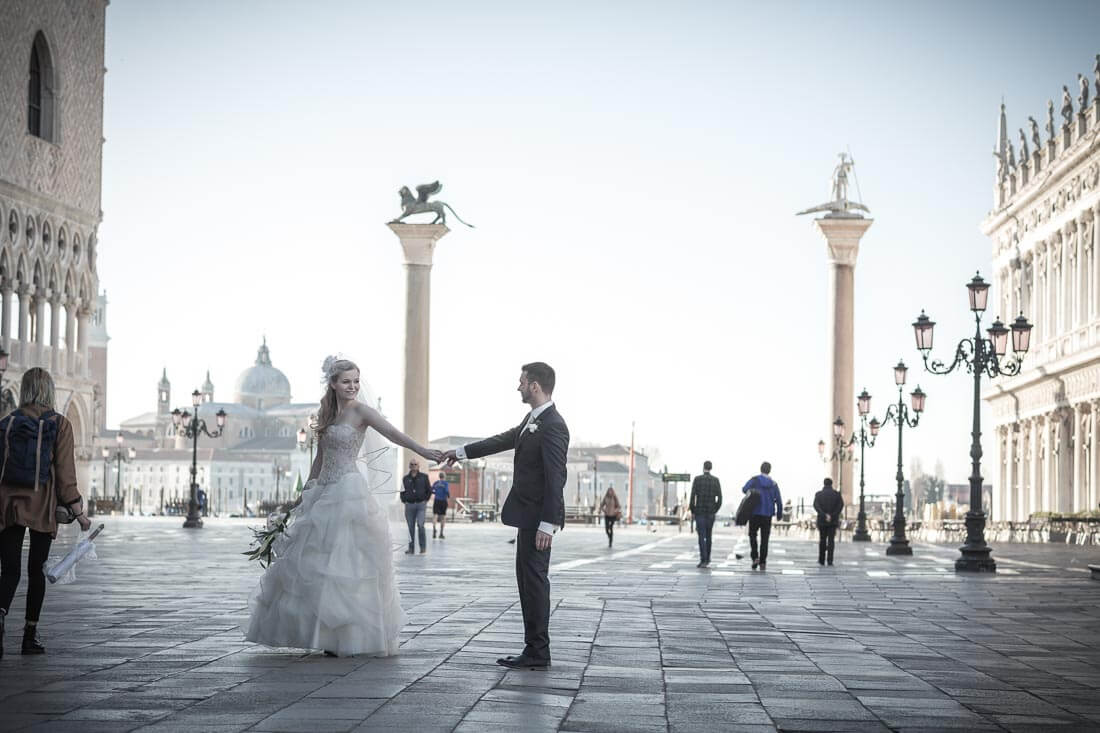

{"left": 742, "top": 462, "right": 782, "bottom": 570}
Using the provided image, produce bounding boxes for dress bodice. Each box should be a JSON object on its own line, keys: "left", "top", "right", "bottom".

{"left": 317, "top": 423, "right": 366, "bottom": 483}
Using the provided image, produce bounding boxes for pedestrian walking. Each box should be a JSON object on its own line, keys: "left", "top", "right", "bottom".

{"left": 431, "top": 474, "right": 450, "bottom": 539}
{"left": 400, "top": 459, "right": 432, "bottom": 554}
{"left": 813, "top": 477, "right": 844, "bottom": 566}
{"left": 689, "top": 461, "right": 722, "bottom": 568}
{"left": 741, "top": 462, "right": 782, "bottom": 570}
{"left": 0, "top": 368, "right": 92, "bottom": 657}
{"left": 599, "top": 485, "right": 621, "bottom": 548}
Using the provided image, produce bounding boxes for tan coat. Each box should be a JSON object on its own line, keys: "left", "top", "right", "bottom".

{"left": 0, "top": 405, "right": 81, "bottom": 538}
{"left": 599, "top": 490, "right": 621, "bottom": 518}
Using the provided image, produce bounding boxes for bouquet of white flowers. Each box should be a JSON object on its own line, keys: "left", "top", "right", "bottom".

{"left": 242, "top": 509, "right": 292, "bottom": 568}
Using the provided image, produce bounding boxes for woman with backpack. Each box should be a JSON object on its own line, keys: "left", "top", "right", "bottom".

{"left": 599, "top": 486, "right": 622, "bottom": 548}
{"left": 0, "top": 368, "right": 90, "bottom": 657}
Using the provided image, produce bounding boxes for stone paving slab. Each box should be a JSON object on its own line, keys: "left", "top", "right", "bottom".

{"left": 0, "top": 517, "right": 1098, "bottom": 731}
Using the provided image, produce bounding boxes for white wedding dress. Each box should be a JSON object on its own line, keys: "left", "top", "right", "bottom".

{"left": 244, "top": 422, "right": 406, "bottom": 656}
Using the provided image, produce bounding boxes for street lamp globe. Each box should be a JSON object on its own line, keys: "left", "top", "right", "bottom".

{"left": 857, "top": 389, "right": 872, "bottom": 416}
{"left": 910, "top": 386, "right": 927, "bottom": 413}
{"left": 116, "top": 432, "right": 123, "bottom": 447}
{"left": 191, "top": 390, "right": 202, "bottom": 407}
{"left": 171, "top": 408, "right": 182, "bottom": 427}
{"left": 967, "top": 272, "right": 990, "bottom": 313}
{"left": 100, "top": 446, "right": 109, "bottom": 460}
{"left": 912, "top": 312, "right": 935, "bottom": 352}
{"left": 215, "top": 409, "right": 227, "bottom": 428}
{"left": 128, "top": 447, "right": 137, "bottom": 460}
{"left": 832, "top": 417, "right": 844, "bottom": 438}
{"left": 869, "top": 417, "right": 881, "bottom": 437}
{"left": 817, "top": 439, "right": 825, "bottom": 456}
{"left": 987, "top": 318, "right": 1009, "bottom": 357}
{"left": 297, "top": 428, "right": 307, "bottom": 447}
{"left": 1011, "top": 314, "right": 1033, "bottom": 354}
{"left": 894, "top": 360, "right": 908, "bottom": 386}
{"left": 180, "top": 410, "right": 191, "bottom": 425}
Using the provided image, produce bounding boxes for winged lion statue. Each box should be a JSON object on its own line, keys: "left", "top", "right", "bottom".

{"left": 389, "top": 181, "right": 475, "bottom": 227}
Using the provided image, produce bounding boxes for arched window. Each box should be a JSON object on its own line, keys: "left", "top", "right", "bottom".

{"left": 28, "top": 32, "right": 55, "bottom": 141}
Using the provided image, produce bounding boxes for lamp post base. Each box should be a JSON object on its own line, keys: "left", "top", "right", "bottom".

{"left": 182, "top": 516, "right": 203, "bottom": 529}
{"left": 853, "top": 514, "right": 871, "bottom": 542}
{"left": 885, "top": 538, "right": 912, "bottom": 555}
{"left": 955, "top": 545, "right": 996, "bottom": 572}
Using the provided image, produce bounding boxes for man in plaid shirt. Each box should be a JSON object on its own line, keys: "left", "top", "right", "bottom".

{"left": 689, "top": 461, "right": 722, "bottom": 568}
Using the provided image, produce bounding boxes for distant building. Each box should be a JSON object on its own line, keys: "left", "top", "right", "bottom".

{"left": 985, "top": 60, "right": 1100, "bottom": 520}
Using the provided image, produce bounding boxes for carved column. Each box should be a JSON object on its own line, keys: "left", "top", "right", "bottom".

{"left": 1056, "top": 409, "right": 1072, "bottom": 513}
{"left": 1080, "top": 403, "right": 1093, "bottom": 513}
{"left": 0, "top": 280, "right": 11, "bottom": 355}
{"left": 1091, "top": 207, "right": 1100, "bottom": 321}
{"left": 48, "top": 294, "right": 61, "bottom": 373}
{"left": 1034, "top": 243, "right": 1045, "bottom": 345}
{"left": 16, "top": 285, "right": 30, "bottom": 365}
{"left": 64, "top": 299, "right": 77, "bottom": 375}
{"left": 1092, "top": 399, "right": 1100, "bottom": 516}
{"left": 1068, "top": 222, "right": 1080, "bottom": 330}
{"left": 33, "top": 290, "right": 46, "bottom": 367}
{"left": 1073, "top": 403, "right": 1085, "bottom": 512}
{"left": 76, "top": 305, "right": 90, "bottom": 378}
{"left": 1030, "top": 416, "right": 1042, "bottom": 517}
{"left": 1018, "top": 419, "right": 1030, "bottom": 521}
{"left": 1003, "top": 427, "right": 1016, "bottom": 522}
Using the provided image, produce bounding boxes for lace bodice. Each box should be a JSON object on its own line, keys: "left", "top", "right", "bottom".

{"left": 317, "top": 423, "right": 366, "bottom": 483}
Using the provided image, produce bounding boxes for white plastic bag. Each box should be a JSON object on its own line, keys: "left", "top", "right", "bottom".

{"left": 47, "top": 524, "right": 103, "bottom": 584}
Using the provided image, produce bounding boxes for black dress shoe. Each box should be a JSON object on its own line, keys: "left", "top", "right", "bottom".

{"left": 696, "top": 561, "right": 705, "bottom": 568}
{"left": 751, "top": 561, "right": 759, "bottom": 570}
{"left": 496, "top": 654, "right": 550, "bottom": 670}
{"left": 22, "top": 625, "right": 45, "bottom": 655}
{"left": 324, "top": 650, "right": 338, "bottom": 657}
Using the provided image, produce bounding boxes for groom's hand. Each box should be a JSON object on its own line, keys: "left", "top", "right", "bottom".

{"left": 535, "top": 530, "right": 552, "bottom": 551}
{"left": 441, "top": 449, "right": 459, "bottom": 467}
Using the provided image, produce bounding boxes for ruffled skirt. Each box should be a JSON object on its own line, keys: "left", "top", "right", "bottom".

{"left": 244, "top": 470, "right": 406, "bottom": 656}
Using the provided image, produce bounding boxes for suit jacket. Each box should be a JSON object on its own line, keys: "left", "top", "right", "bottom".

{"left": 813, "top": 486, "right": 844, "bottom": 528}
{"left": 689, "top": 473, "right": 722, "bottom": 515}
{"left": 464, "top": 404, "right": 570, "bottom": 530}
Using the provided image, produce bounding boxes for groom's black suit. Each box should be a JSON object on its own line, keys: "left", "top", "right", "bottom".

{"left": 463, "top": 403, "right": 569, "bottom": 663}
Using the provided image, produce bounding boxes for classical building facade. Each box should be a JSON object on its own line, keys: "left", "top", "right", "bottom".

{"left": 986, "top": 55, "right": 1100, "bottom": 520}
{"left": 0, "top": 1, "right": 109, "bottom": 491}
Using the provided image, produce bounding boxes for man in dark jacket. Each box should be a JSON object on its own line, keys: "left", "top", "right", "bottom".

{"left": 813, "top": 477, "right": 844, "bottom": 566}
{"left": 741, "top": 462, "right": 782, "bottom": 570}
{"left": 442, "top": 362, "right": 569, "bottom": 670}
{"left": 689, "top": 461, "right": 722, "bottom": 568}
{"left": 401, "top": 460, "right": 432, "bottom": 554}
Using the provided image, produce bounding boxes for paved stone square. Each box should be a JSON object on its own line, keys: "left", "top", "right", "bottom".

{"left": 0, "top": 517, "right": 1098, "bottom": 732}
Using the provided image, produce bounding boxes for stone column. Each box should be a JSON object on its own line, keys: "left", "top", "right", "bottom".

{"left": 1030, "top": 417, "right": 1041, "bottom": 518}
{"left": 387, "top": 222, "right": 450, "bottom": 468}
{"left": 48, "top": 295, "right": 61, "bottom": 373}
{"left": 64, "top": 300, "right": 77, "bottom": 375}
{"left": 1005, "top": 428, "right": 1016, "bottom": 522}
{"left": 17, "top": 285, "right": 30, "bottom": 365}
{"left": 33, "top": 291, "right": 46, "bottom": 366}
{"left": 1073, "top": 404, "right": 1085, "bottom": 512}
{"left": 1092, "top": 400, "right": 1100, "bottom": 515}
{"left": 0, "top": 281, "right": 11, "bottom": 354}
{"left": 77, "top": 306, "right": 90, "bottom": 377}
{"left": 1093, "top": 207, "right": 1100, "bottom": 319}
{"left": 813, "top": 215, "right": 872, "bottom": 509}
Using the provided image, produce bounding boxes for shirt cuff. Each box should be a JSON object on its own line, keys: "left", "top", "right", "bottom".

{"left": 456, "top": 445, "right": 467, "bottom": 460}
{"left": 538, "top": 521, "right": 557, "bottom": 535}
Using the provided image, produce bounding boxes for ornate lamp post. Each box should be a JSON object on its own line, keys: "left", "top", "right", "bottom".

{"left": 878, "top": 361, "right": 926, "bottom": 556}
{"left": 297, "top": 419, "right": 317, "bottom": 464}
{"left": 818, "top": 417, "right": 855, "bottom": 499}
{"left": 913, "top": 272, "right": 1032, "bottom": 572}
{"left": 836, "top": 392, "right": 881, "bottom": 542}
{"left": 271, "top": 459, "right": 290, "bottom": 504}
{"left": 172, "top": 390, "right": 227, "bottom": 530}
{"left": 102, "top": 432, "right": 135, "bottom": 509}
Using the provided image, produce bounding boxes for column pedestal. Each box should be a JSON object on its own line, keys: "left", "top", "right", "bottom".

{"left": 814, "top": 215, "right": 873, "bottom": 511}
{"left": 387, "top": 223, "right": 449, "bottom": 470}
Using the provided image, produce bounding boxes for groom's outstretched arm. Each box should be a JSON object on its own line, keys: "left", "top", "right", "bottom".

{"left": 460, "top": 425, "right": 521, "bottom": 461}
{"left": 539, "top": 419, "right": 570, "bottom": 530}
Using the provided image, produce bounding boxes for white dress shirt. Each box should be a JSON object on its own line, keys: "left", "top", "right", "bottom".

{"left": 457, "top": 400, "right": 558, "bottom": 536}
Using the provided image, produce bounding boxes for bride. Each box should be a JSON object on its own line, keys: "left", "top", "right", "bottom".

{"left": 244, "top": 356, "right": 442, "bottom": 656}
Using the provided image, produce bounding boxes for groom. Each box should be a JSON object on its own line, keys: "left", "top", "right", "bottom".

{"left": 443, "top": 362, "right": 569, "bottom": 670}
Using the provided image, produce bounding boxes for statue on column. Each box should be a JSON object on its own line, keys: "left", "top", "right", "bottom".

{"left": 795, "top": 152, "right": 870, "bottom": 217}
{"left": 1078, "top": 73, "right": 1090, "bottom": 110}
{"left": 389, "top": 181, "right": 475, "bottom": 227}
{"left": 1007, "top": 139, "right": 1017, "bottom": 171}
{"left": 1095, "top": 54, "right": 1100, "bottom": 98}
{"left": 1046, "top": 99, "right": 1056, "bottom": 140}
{"left": 1018, "top": 128, "right": 1029, "bottom": 163}
{"left": 1029, "top": 116, "right": 1041, "bottom": 152}
{"left": 1061, "top": 85, "right": 1074, "bottom": 125}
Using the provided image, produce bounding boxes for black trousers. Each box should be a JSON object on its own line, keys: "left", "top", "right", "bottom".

{"left": 748, "top": 515, "right": 772, "bottom": 562}
{"left": 604, "top": 515, "right": 617, "bottom": 544}
{"left": 0, "top": 524, "right": 53, "bottom": 622}
{"left": 818, "top": 526, "right": 837, "bottom": 564}
{"left": 515, "top": 528, "right": 552, "bottom": 661}
{"left": 695, "top": 512, "right": 716, "bottom": 563}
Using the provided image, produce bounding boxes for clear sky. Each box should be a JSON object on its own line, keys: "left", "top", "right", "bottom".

{"left": 99, "top": 0, "right": 1100, "bottom": 505}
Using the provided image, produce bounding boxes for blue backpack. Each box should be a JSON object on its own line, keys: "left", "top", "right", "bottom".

{"left": 0, "top": 409, "right": 59, "bottom": 491}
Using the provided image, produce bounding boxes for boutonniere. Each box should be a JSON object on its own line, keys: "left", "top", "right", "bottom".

{"left": 526, "top": 421, "right": 539, "bottom": 434}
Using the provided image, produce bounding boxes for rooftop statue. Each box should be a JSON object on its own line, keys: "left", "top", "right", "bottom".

{"left": 1079, "top": 73, "right": 1090, "bottom": 110}
{"left": 1095, "top": 54, "right": 1099, "bottom": 97}
{"left": 1018, "top": 129, "right": 1029, "bottom": 165}
{"left": 1028, "top": 116, "right": 1041, "bottom": 151}
{"left": 389, "top": 181, "right": 475, "bottom": 227}
{"left": 795, "top": 152, "right": 870, "bottom": 218}
{"left": 1061, "top": 85, "right": 1074, "bottom": 125}
{"left": 1047, "top": 100, "right": 1056, "bottom": 140}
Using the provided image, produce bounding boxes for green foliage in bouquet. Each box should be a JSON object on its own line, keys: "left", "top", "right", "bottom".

{"left": 243, "top": 509, "right": 291, "bottom": 568}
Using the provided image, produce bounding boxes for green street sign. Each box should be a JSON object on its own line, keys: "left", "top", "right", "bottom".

{"left": 662, "top": 473, "right": 691, "bottom": 482}
{"left": 442, "top": 472, "right": 462, "bottom": 483}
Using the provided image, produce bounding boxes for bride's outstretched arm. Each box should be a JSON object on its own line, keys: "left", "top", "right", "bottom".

{"left": 356, "top": 403, "right": 442, "bottom": 463}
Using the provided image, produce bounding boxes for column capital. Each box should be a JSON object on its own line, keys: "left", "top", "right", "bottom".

{"left": 813, "top": 216, "right": 873, "bottom": 267}
{"left": 387, "top": 223, "right": 450, "bottom": 266}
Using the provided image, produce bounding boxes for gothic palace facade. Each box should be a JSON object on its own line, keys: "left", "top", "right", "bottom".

{"left": 986, "top": 54, "right": 1100, "bottom": 520}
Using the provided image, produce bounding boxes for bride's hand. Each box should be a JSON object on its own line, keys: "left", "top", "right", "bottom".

{"left": 424, "top": 448, "right": 444, "bottom": 465}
